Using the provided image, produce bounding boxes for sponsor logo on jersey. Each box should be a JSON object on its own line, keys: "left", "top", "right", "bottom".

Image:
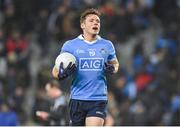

{"left": 79, "top": 58, "right": 104, "bottom": 71}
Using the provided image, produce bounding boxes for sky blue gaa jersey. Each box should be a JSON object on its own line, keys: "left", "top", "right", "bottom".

{"left": 60, "top": 35, "right": 117, "bottom": 100}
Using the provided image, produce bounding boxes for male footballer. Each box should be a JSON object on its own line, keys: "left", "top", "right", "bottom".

{"left": 52, "top": 8, "right": 119, "bottom": 126}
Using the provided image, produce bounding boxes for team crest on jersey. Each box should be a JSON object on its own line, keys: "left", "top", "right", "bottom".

{"left": 100, "top": 48, "right": 107, "bottom": 54}
{"left": 88, "top": 49, "right": 96, "bottom": 56}
{"left": 79, "top": 58, "right": 104, "bottom": 71}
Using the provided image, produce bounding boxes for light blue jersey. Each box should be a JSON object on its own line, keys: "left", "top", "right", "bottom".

{"left": 60, "top": 35, "right": 117, "bottom": 100}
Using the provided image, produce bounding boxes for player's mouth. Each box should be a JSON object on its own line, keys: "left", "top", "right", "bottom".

{"left": 92, "top": 27, "right": 99, "bottom": 30}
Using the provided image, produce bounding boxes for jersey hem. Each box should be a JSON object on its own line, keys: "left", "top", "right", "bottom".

{"left": 70, "top": 97, "right": 107, "bottom": 101}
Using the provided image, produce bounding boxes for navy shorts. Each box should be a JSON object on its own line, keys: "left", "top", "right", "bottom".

{"left": 69, "top": 99, "right": 107, "bottom": 126}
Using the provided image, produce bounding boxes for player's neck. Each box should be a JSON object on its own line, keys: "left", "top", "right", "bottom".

{"left": 82, "top": 33, "right": 97, "bottom": 42}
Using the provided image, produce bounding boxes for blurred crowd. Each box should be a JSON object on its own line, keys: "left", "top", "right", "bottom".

{"left": 0, "top": 0, "right": 179, "bottom": 126}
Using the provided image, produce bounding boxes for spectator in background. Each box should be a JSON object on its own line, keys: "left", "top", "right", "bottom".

{"left": 47, "top": 4, "right": 69, "bottom": 41}
{"left": 0, "top": 28, "right": 7, "bottom": 81}
{"left": 5, "top": 28, "right": 30, "bottom": 93}
{"left": 5, "top": 28, "right": 28, "bottom": 65}
{"left": 32, "top": 88, "right": 50, "bottom": 125}
{"left": 36, "top": 79, "right": 69, "bottom": 126}
{"left": 36, "top": 8, "right": 50, "bottom": 55}
{"left": 7, "top": 86, "right": 27, "bottom": 124}
{"left": 113, "top": 74, "right": 127, "bottom": 105}
{"left": 108, "top": 5, "right": 135, "bottom": 42}
{"left": 0, "top": 103, "right": 19, "bottom": 126}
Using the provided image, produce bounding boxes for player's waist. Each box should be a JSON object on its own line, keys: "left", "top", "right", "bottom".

{"left": 70, "top": 95, "right": 108, "bottom": 101}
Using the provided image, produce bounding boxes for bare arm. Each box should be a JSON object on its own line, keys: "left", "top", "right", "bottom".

{"left": 52, "top": 66, "right": 59, "bottom": 79}
{"left": 108, "top": 58, "right": 119, "bottom": 73}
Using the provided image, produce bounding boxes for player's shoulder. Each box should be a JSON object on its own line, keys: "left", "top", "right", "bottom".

{"left": 63, "top": 37, "right": 79, "bottom": 45}
{"left": 100, "top": 37, "right": 114, "bottom": 46}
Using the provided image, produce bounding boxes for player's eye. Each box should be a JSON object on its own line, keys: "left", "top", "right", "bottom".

{"left": 96, "top": 20, "right": 100, "bottom": 23}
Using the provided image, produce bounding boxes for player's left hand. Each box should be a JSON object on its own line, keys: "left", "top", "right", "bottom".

{"left": 58, "top": 62, "right": 76, "bottom": 80}
{"left": 104, "top": 63, "right": 115, "bottom": 74}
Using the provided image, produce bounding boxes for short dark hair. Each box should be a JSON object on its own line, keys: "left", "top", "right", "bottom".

{"left": 80, "top": 8, "right": 101, "bottom": 24}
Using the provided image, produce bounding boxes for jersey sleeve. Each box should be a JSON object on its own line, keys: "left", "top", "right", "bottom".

{"left": 107, "top": 41, "right": 117, "bottom": 61}
{"left": 60, "top": 40, "right": 73, "bottom": 54}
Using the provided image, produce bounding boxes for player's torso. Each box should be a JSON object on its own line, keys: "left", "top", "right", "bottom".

{"left": 64, "top": 38, "right": 110, "bottom": 100}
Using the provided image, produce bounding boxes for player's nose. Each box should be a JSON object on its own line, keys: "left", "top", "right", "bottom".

{"left": 92, "top": 20, "right": 99, "bottom": 25}
{"left": 93, "top": 22, "right": 99, "bottom": 27}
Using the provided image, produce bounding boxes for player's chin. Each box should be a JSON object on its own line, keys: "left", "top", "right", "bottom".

{"left": 92, "top": 31, "right": 99, "bottom": 35}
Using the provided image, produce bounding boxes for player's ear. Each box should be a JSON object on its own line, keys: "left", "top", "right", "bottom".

{"left": 81, "top": 22, "right": 85, "bottom": 29}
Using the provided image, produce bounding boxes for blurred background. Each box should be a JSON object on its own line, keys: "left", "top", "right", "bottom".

{"left": 0, "top": 0, "right": 179, "bottom": 126}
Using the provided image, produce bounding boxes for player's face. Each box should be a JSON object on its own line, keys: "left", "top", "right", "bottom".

{"left": 81, "top": 14, "right": 100, "bottom": 35}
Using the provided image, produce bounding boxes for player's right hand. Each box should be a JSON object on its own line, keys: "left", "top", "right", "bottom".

{"left": 58, "top": 62, "right": 76, "bottom": 80}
